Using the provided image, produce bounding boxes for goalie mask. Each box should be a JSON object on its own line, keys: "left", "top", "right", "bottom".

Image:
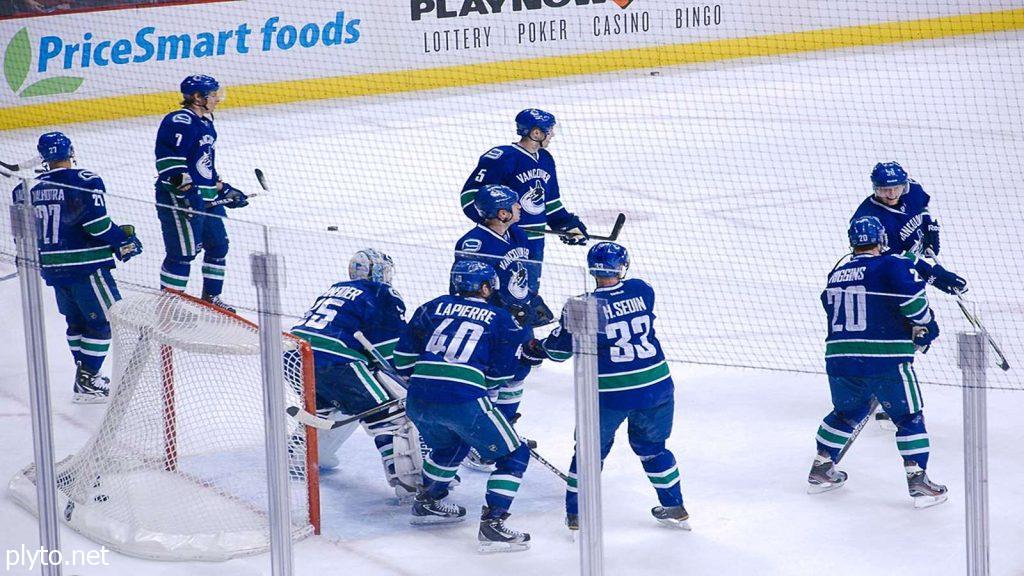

{"left": 349, "top": 249, "right": 395, "bottom": 285}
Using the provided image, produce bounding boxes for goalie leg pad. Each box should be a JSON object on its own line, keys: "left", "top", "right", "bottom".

{"left": 389, "top": 421, "right": 424, "bottom": 499}
{"left": 316, "top": 408, "right": 359, "bottom": 470}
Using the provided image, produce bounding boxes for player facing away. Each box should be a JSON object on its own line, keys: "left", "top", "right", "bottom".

{"left": 525, "top": 242, "right": 689, "bottom": 531}
{"left": 852, "top": 162, "right": 967, "bottom": 295}
{"left": 461, "top": 109, "right": 589, "bottom": 269}
{"left": 809, "top": 216, "right": 948, "bottom": 508}
{"left": 395, "top": 260, "right": 533, "bottom": 553}
{"left": 291, "top": 249, "right": 422, "bottom": 498}
{"left": 12, "top": 132, "right": 142, "bottom": 403}
{"left": 154, "top": 75, "right": 249, "bottom": 311}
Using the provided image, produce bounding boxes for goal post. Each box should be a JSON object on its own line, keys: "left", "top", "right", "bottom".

{"left": 8, "top": 290, "right": 320, "bottom": 561}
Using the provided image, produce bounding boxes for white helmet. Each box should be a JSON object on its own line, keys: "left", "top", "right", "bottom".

{"left": 349, "top": 248, "right": 395, "bottom": 284}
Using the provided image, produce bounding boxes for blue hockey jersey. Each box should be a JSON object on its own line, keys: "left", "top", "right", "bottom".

{"left": 541, "top": 278, "right": 674, "bottom": 410}
{"left": 851, "top": 181, "right": 931, "bottom": 256}
{"left": 154, "top": 108, "right": 219, "bottom": 203}
{"left": 291, "top": 278, "right": 406, "bottom": 368}
{"left": 454, "top": 223, "right": 540, "bottom": 312}
{"left": 822, "top": 253, "right": 933, "bottom": 376}
{"left": 12, "top": 168, "right": 129, "bottom": 285}
{"left": 394, "top": 294, "right": 523, "bottom": 403}
{"left": 461, "top": 144, "right": 576, "bottom": 263}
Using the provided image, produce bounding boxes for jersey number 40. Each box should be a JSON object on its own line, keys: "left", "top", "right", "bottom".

{"left": 427, "top": 319, "right": 484, "bottom": 364}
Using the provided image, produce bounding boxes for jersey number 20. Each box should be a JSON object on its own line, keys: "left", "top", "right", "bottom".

{"left": 606, "top": 314, "right": 657, "bottom": 363}
{"left": 427, "top": 318, "right": 483, "bottom": 363}
{"left": 825, "top": 286, "right": 867, "bottom": 332}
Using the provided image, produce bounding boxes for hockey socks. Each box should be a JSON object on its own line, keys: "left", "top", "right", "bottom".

{"left": 639, "top": 450, "right": 683, "bottom": 508}
{"left": 893, "top": 412, "right": 930, "bottom": 470}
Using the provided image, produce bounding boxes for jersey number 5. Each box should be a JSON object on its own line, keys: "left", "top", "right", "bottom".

{"left": 427, "top": 318, "right": 483, "bottom": 363}
{"left": 606, "top": 314, "right": 657, "bottom": 363}
{"left": 825, "top": 286, "right": 867, "bottom": 333}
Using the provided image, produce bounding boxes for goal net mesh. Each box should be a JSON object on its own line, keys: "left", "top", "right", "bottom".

{"left": 8, "top": 290, "right": 319, "bottom": 561}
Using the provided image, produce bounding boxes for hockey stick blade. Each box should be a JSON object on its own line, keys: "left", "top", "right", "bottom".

{"left": 544, "top": 212, "right": 626, "bottom": 242}
{"left": 956, "top": 299, "right": 1010, "bottom": 371}
{"left": 254, "top": 168, "right": 271, "bottom": 192}
{"left": 0, "top": 156, "right": 42, "bottom": 172}
{"left": 287, "top": 398, "right": 404, "bottom": 430}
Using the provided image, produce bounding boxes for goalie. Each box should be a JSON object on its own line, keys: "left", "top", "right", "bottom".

{"left": 291, "top": 249, "right": 422, "bottom": 499}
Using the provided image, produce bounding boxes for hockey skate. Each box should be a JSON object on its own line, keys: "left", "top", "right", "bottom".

{"left": 807, "top": 453, "right": 848, "bottom": 494}
{"left": 478, "top": 506, "right": 530, "bottom": 553}
{"left": 73, "top": 363, "right": 109, "bottom": 404}
{"left": 652, "top": 505, "right": 691, "bottom": 530}
{"left": 906, "top": 465, "right": 948, "bottom": 509}
{"left": 201, "top": 293, "right": 236, "bottom": 313}
{"left": 565, "top": 513, "right": 579, "bottom": 542}
{"left": 410, "top": 494, "right": 466, "bottom": 525}
{"left": 463, "top": 447, "right": 497, "bottom": 472}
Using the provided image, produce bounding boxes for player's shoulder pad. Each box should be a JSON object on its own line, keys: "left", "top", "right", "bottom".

{"left": 481, "top": 146, "right": 508, "bottom": 161}
{"left": 508, "top": 225, "right": 530, "bottom": 243}
{"left": 850, "top": 195, "right": 876, "bottom": 220}
{"left": 625, "top": 277, "right": 654, "bottom": 293}
{"left": 74, "top": 169, "right": 102, "bottom": 182}
{"left": 169, "top": 111, "right": 193, "bottom": 125}
{"left": 457, "top": 236, "right": 483, "bottom": 253}
{"left": 537, "top": 147, "right": 555, "bottom": 162}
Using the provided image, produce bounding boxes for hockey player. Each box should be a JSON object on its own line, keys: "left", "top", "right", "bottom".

{"left": 808, "top": 216, "right": 947, "bottom": 508}
{"left": 852, "top": 162, "right": 966, "bottom": 295}
{"left": 853, "top": 162, "right": 966, "bottom": 427}
{"left": 291, "top": 249, "right": 420, "bottom": 498}
{"left": 12, "top": 132, "right": 142, "bottom": 403}
{"left": 461, "top": 109, "right": 589, "bottom": 272}
{"left": 154, "top": 74, "right": 248, "bottom": 311}
{"left": 395, "top": 260, "right": 532, "bottom": 553}
{"left": 524, "top": 242, "right": 689, "bottom": 531}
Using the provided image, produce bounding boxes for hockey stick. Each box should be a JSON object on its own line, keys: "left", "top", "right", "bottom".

{"left": 928, "top": 252, "right": 1009, "bottom": 371}
{"left": 0, "top": 156, "right": 42, "bottom": 172}
{"left": 524, "top": 438, "right": 569, "bottom": 482}
{"left": 545, "top": 212, "right": 626, "bottom": 242}
{"left": 0, "top": 271, "right": 18, "bottom": 282}
{"left": 353, "top": 331, "right": 395, "bottom": 370}
{"left": 835, "top": 397, "right": 880, "bottom": 464}
{"left": 287, "top": 398, "right": 404, "bottom": 431}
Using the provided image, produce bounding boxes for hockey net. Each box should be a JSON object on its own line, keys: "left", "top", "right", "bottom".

{"left": 8, "top": 290, "right": 320, "bottom": 561}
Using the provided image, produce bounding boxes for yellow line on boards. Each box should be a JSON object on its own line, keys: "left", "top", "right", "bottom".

{"left": 2, "top": 8, "right": 1022, "bottom": 131}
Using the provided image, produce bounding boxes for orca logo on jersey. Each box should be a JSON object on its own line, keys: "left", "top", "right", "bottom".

{"left": 196, "top": 151, "right": 214, "bottom": 180}
{"left": 520, "top": 180, "right": 546, "bottom": 216}
{"left": 508, "top": 263, "right": 530, "bottom": 300}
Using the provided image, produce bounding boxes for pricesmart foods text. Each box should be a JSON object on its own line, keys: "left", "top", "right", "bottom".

{"left": 27, "top": 11, "right": 360, "bottom": 73}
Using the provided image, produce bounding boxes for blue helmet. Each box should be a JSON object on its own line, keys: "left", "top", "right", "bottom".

{"left": 37, "top": 132, "right": 73, "bottom": 163}
{"left": 451, "top": 260, "right": 498, "bottom": 294}
{"left": 516, "top": 108, "right": 556, "bottom": 137}
{"left": 848, "top": 215, "right": 888, "bottom": 250}
{"left": 870, "top": 161, "right": 908, "bottom": 188}
{"left": 473, "top": 184, "right": 519, "bottom": 220}
{"left": 180, "top": 74, "right": 220, "bottom": 96}
{"left": 587, "top": 242, "right": 630, "bottom": 279}
{"left": 349, "top": 248, "right": 395, "bottom": 284}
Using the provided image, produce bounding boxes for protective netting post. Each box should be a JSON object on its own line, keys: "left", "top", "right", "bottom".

{"left": 958, "top": 330, "right": 989, "bottom": 576}
{"left": 566, "top": 295, "right": 604, "bottom": 576}
{"left": 12, "top": 180, "right": 64, "bottom": 576}
{"left": 252, "top": 250, "right": 294, "bottom": 576}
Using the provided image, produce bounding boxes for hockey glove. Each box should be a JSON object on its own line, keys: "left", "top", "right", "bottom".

{"left": 922, "top": 215, "right": 940, "bottom": 256}
{"left": 912, "top": 318, "right": 940, "bottom": 353}
{"left": 217, "top": 182, "right": 249, "bottom": 209}
{"left": 114, "top": 227, "right": 143, "bottom": 263}
{"left": 927, "top": 265, "right": 967, "bottom": 295}
{"left": 519, "top": 338, "right": 547, "bottom": 366}
{"left": 527, "top": 294, "right": 555, "bottom": 327}
{"left": 557, "top": 215, "right": 589, "bottom": 246}
{"left": 167, "top": 172, "right": 194, "bottom": 195}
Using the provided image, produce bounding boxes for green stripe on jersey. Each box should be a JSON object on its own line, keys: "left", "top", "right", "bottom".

{"left": 460, "top": 189, "right": 477, "bottom": 208}
{"left": 393, "top": 351, "right": 417, "bottom": 369}
{"left": 598, "top": 361, "right": 670, "bottom": 392}
{"left": 545, "top": 199, "right": 564, "bottom": 214}
{"left": 414, "top": 361, "right": 486, "bottom": 389}
{"left": 825, "top": 340, "right": 916, "bottom": 357}
{"left": 155, "top": 157, "right": 186, "bottom": 173}
{"left": 374, "top": 339, "right": 398, "bottom": 360}
{"left": 40, "top": 246, "right": 113, "bottom": 267}
{"left": 291, "top": 330, "right": 368, "bottom": 362}
{"left": 198, "top": 185, "right": 218, "bottom": 201}
{"left": 82, "top": 215, "right": 112, "bottom": 236}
